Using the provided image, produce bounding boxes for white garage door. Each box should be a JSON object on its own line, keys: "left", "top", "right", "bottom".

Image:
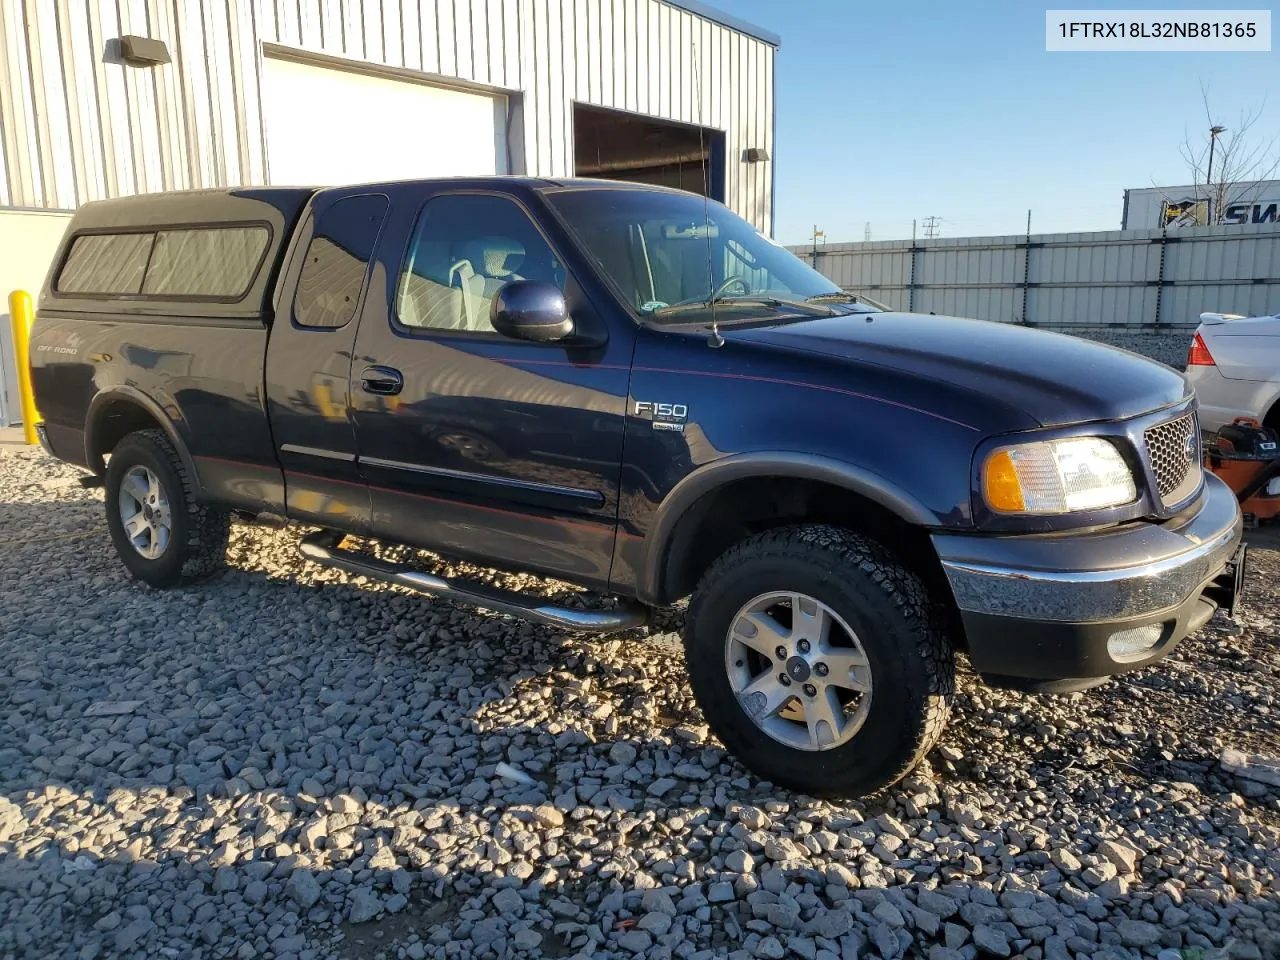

{"left": 262, "top": 55, "right": 508, "bottom": 186}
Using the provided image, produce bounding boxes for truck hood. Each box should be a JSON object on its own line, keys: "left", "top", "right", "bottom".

{"left": 731, "top": 312, "right": 1190, "bottom": 428}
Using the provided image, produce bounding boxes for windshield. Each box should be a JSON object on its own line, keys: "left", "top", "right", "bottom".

{"left": 545, "top": 188, "right": 861, "bottom": 322}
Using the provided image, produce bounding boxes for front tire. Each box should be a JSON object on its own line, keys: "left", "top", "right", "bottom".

{"left": 683, "top": 524, "right": 954, "bottom": 798}
{"left": 104, "top": 429, "right": 230, "bottom": 587}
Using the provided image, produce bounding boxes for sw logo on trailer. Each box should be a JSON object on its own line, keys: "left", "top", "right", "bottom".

{"left": 1224, "top": 202, "right": 1279, "bottom": 225}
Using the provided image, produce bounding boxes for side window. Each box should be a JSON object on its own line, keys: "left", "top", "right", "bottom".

{"left": 142, "top": 226, "right": 270, "bottom": 297}
{"left": 294, "top": 194, "right": 389, "bottom": 329}
{"left": 397, "top": 194, "right": 566, "bottom": 333}
{"left": 56, "top": 233, "right": 154, "bottom": 295}
{"left": 56, "top": 225, "right": 271, "bottom": 300}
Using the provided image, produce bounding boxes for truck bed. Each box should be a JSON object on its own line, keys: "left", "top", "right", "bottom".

{"left": 31, "top": 188, "right": 313, "bottom": 513}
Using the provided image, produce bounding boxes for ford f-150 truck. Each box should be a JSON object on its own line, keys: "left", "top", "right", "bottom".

{"left": 29, "top": 178, "right": 1245, "bottom": 797}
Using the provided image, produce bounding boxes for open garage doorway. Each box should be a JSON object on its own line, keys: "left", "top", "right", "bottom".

{"left": 573, "top": 104, "right": 724, "bottom": 200}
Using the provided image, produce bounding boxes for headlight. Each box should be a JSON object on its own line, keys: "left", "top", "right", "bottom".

{"left": 983, "top": 437, "right": 1137, "bottom": 514}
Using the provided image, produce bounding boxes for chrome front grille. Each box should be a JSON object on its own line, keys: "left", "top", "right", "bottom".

{"left": 1144, "top": 412, "right": 1201, "bottom": 507}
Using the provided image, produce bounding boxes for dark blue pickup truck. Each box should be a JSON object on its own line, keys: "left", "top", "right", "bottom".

{"left": 30, "top": 178, "right": 1245, "bottom": 797}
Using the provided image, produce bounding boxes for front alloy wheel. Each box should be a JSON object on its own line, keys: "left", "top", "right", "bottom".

{"left": 726, "top": 591, "right": 873, "bottom": 751}
{"left": 683, "top": 525, "right": 954, "bottom": 798}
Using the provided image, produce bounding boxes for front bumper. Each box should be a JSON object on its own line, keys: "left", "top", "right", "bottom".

{"left": 934, "top": 472, "right": 1243, "bottom": 688}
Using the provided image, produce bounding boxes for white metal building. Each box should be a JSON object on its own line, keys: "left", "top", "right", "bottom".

{"left": 0, "top": 0, "right": 779, "bottom": 423}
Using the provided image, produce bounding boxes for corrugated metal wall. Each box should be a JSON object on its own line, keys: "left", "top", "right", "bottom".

{"left": 0, "top": 0, "right": 774, "bottom": 229}
{"left": 793, "top": 225, "right": 1280, "bottom": 327}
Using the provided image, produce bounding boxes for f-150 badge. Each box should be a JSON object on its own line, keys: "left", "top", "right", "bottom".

{"left": 633, "top": 400, "right": 688, "bottom": 432}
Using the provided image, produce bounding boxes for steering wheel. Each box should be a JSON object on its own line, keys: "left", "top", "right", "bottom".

{"left": 657, "top": 276, "right": 753, "bottom": 311}
{"left": 709, "top": 276, "right": 750, "bottom": 300}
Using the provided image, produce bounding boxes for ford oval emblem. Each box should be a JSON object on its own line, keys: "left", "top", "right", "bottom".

{"left": 1185, "top": 432, "right": 1198, "bottom": 461}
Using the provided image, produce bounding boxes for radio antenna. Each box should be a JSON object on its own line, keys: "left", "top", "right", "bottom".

{"left": 692, "top": 43, "right": 722, "bottom": 347}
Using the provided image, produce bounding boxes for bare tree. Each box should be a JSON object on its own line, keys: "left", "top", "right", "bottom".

{"left": 1176, "top": 85, "right": 1280, "bottom": 225}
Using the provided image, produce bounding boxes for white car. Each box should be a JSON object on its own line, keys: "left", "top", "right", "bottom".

{"left": 1185, "top": 311, "right": 1280, "bottom": 433}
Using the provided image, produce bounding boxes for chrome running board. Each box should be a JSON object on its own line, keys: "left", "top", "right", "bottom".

{"left": 299, "top": 531, "right": 649, "bottom": 633}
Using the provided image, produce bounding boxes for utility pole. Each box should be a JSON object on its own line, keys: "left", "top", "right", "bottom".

{"left": 1205, "top": 124, "right": 1227, "bottom": 222}
{"left": 1206, "top": 124, "right": 1227, "bottom": 185}
{"left": 912, "top": 219, "right": 917, "bottom": 241}
{"left": 864, "top": 222, "right": 871, "bottom": 242}
{"left": 922, "top": 216, "right": 941, "bottom": 239}
{"left": 1021, "top": 209, "right": 1033, "bottom": 326}
{"left": 811, "top": 224, "right": 825, "bottom": 265}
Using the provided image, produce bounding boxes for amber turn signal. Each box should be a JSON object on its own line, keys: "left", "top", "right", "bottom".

{"left": 983, "top": 449, "right": 1026, "bottom": 512}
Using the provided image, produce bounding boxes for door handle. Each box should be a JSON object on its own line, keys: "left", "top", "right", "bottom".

{"left": 360, "top": 365, "right": 403, "bottom": 396}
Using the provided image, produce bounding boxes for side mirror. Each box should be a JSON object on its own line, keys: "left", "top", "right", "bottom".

{"left": 491, "top": 280, "right": 574, "bottom": 342}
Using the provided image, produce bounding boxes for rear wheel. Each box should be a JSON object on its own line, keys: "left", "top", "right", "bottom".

{"left": 104, "top": 429, "right": 230, "bottom": 587}
{"left": 683, "top": 524, "right": 954, "bottom": 798}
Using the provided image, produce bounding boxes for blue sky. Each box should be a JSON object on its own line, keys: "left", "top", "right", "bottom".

{"left": 714, "top": 1, "right": 1280, "bottom": 244}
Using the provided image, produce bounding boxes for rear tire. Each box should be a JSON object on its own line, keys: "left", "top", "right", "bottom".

{"left": 104, "top": 429, "right": 230, "bottom": 587}
{"left": 683, "top": 524, "right": 953, "bottom": 798}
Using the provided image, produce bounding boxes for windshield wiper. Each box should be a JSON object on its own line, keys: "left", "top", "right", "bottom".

{"left": 802, "top": 292, "right": 885, "bottom": 312}
{"left": 805, "top": 292, "right": 885, "bottom": 305}
{"left": 652, "top": 294, "right": 835, "bottom": 318}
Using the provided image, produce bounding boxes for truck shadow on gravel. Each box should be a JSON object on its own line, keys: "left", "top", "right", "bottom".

{"left": 2, "top": 508, "right": 1279, "bottom": 958}
{"left": 0, "top": 498, "right": 108, "bottom": 548}
{"left": 15, "top": 827, "right": 1268, "bottom": 960}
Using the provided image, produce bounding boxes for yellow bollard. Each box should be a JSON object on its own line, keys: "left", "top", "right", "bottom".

{"left": 8, "top": 290, "right": 40, "bottom": 445}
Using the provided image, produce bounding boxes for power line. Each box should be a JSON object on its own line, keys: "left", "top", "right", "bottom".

{"left": 921, "top": 215, "right": 941, "bottom": 239}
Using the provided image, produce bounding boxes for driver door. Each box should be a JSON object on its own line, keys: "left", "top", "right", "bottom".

{"left": 349, "top": 185, "right": 633, "bottom": 590}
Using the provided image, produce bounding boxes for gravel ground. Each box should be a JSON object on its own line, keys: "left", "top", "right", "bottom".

{"left": 2, "top": 445, "right": 1278, "bottom": 960}
{"left": 1049, "top": 331, "right": 1193, "bottom": 370}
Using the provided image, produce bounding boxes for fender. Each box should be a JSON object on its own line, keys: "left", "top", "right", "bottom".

{"left": 1264, "top": 385, "right": 1280, "bottom": 428}
{"left": 84, "top": 387, "right": 204, "bottom": 495}
{"left": 638, "top": 451, "right": 940, "bottom": 604}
